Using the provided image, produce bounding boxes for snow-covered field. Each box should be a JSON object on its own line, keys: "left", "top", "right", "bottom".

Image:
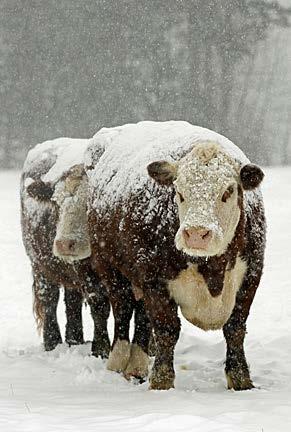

{"left": 0, "top": 168, "right": 291, "bottom": 432}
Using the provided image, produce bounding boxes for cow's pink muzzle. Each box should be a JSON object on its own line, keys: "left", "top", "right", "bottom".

{"left": 182, "top": 227, "right": 212, "bottom": 250}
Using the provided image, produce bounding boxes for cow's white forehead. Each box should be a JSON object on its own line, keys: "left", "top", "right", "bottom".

{"left": 52, "top": 174, "right": 84, "bottom": 204}
{"left": 52, "top": 180, "right": 67, "bottom": 204}
{"left": 175, "top": 144, "right": 240, "bottom": 197}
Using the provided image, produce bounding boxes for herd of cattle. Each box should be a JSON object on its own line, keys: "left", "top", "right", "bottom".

{"left": 20, "top": 121, "right": 266, "bottom": 391}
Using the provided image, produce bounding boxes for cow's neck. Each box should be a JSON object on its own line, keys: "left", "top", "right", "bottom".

{"left": 197, "top": 192, "right": 246, "bottom": 298}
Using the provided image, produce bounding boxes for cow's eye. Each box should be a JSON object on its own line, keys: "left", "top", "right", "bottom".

{"left": 222, "top": 185, "right": 234, "bottom": 202}
{"left": 177, "top": 192, "right": 184, "bottom": 203}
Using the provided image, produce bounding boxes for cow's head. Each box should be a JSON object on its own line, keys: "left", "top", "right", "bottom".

{"left": 26, "top": 164, "right": 91, "bottom": 262}
{"left": 147, "top": 142, "right": 264, "bottom": 257}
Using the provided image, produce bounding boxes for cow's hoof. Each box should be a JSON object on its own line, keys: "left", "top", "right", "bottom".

{"left": 124, "top": 344, "right": 149, "bottom": 381}
{"left": 149, "top": 364, "right": 175, "bottom": 390}
{"left": 107, "top": 339, "right": 131, "bottom": 372}
{"left": 44, "top": 337, "right": 62, "bottom": 351}
{"left": 66, "top": 336, "right": 85, "bottom": 346}
{"left": 226, "top": 370, "right": 254, "bottom": 391}
{"left": 65, "top": 328, "right": 84, "bottom": 346}
{"left": 43, "top": 322, "right": 62, "bottom": 351}
{"left": 91, "top": 337, "right": 110, "bottom": 359}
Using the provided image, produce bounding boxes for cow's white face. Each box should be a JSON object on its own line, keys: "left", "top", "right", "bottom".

{"left": 148, "top": 142, "right": 264, "bottom": 257}
{"left": 26, "top": 164, "right": 91, "bottom": 262}
{"left": 173, "top": 144, "right": 240, "bottom": 256}
{"left": 52, "top": 165, "right": 91, "bottom": 262}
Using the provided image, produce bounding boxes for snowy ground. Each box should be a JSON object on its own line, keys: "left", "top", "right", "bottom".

{"left": 0, "top": 168, "right": 291, "bottom": 432}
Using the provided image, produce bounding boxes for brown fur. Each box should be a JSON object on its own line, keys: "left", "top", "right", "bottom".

{"left": 33, "top": 284, "right": 45, "bottom": 334}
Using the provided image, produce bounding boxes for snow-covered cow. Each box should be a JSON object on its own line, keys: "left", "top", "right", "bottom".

{"left": 21, "top": 138, "right": 110, "bottom": 357}
{"left": 85, "top": 121, "right": 266, "bottom": 390}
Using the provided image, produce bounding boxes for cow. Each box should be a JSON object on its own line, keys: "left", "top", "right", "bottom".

{"left": 21, "top": 138, "right": 110, "bottom": 357}
{"left": 85, "top": 121, "right": 266, "bottom": 390}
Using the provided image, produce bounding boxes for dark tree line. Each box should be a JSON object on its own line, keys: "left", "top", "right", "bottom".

{"left": 0, "top": 0, "right": 290, "bottom": 168}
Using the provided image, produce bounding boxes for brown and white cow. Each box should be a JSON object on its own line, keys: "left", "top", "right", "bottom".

{"left": 85, "top": 121, "right": 266, "bottom": 390}
{"left": 21, "top": 139, "right": 110, "bottom": 357}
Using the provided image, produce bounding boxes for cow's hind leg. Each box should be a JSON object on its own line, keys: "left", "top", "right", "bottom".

{"left": 105, "top": 270, "right": 135, "bottom": 373}
{"left": 86, "top": 274, "right": 110, "bottom": 359}
{"left": 124, "top": 299, "right": 151, "bottom": 382}
{"left": 64, "top": 288, "right": 84, "bottom": 346}
{"left": 33, "top": 274, "right": 62, "bottom": 351}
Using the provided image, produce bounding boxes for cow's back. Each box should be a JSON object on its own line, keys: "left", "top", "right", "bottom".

{"left": 86, "top": 121, "right": 260, "bottom": 284}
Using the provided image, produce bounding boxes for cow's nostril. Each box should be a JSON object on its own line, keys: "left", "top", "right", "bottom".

{"left": 201, "top": 230, "right": 210, "bottom": 240}
{"left": 68, "top": 240, "right": 75, "bottom": 250}
{"left": 55, "top": 239, "right": 76, "bottom": 255}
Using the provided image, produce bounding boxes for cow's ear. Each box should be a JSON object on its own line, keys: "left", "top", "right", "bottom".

{"left": 26, "top": 180, "right": 54, "bottom": 201}
{"left": 147, "top": 160, "right": 177, "bottom": 186}
{"left": 240, "top": 164, "right": 264, "bottom": 190}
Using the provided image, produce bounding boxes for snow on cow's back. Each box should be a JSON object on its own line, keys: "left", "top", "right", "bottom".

{"left": 85, "top": 121, "right": 251, "bottom": 211}
{"left": 23, "top": 137, "right": 89, "bottom": 183}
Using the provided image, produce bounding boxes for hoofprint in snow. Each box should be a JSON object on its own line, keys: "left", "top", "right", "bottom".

{"left": 1, "top": 166, "right": 291, "bottom": 432}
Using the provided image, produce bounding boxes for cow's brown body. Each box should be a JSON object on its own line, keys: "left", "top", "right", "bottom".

{"left": 86, "top": 121, "right": 266, "bottom": 390}
{"left": 20, "top": 142, "right": 110, "bottom": 356}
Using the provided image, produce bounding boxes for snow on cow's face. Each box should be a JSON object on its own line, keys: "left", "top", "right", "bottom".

{"left": 148, "top": 142, "right": 263, "bottom": 258}
{"left": 51, "top": 165, "right": 91, "bottom": 262}
{"left": 173, "top": 143, "right": 241, "bottom": 257}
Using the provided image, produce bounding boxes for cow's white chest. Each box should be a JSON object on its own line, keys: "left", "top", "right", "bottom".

{"left": 167, "top": 258, "right": 246, "bottom": 330}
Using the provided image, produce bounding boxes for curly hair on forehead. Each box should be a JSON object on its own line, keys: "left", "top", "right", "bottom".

{"left": 190, "top": 142, "right": 221, "bottom": 164}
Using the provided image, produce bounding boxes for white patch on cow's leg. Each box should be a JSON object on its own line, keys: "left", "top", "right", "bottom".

{"left": 107, "top": 339, "right": 131, "bottom": 373}
{"left": 124, "top": 344, "right": 149, "bottom": 380}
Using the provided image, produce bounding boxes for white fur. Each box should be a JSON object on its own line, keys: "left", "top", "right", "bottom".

{"left": 167, "top": 257, "right": 247, "bottom": 331}
{"left": 52, "top": 174, "right": 91, "bottom": 262}
{"left": 107, "top": 341, "right": 149, "bottom": 379}
{"left": 172, "top": 142, "right": 241, "bottom": 257}
{"left": 124, "top": 344, "right": 149, "bottom": 379}
{"left": 107, "top": 339, "right": 131, "bottom": 372}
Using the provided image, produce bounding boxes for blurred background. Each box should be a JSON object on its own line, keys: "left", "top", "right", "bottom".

{"left": 1, "top": 0, "right": 291, "bottom": 168}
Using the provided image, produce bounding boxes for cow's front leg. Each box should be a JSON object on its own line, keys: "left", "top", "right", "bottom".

{"left": 86, "top": 274, "right": 110, "bottom": 359}
{"left": 223, "top": 271, "right": 261, "bottom": 391}
{"left": 223, "top": 322, "right": 254, "bottom": 390}
{"left": 144, "top": 285, "right": 180, "bottom": 390}
{"left": 64, "top": 288, "right": 84, "bottom": 346}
